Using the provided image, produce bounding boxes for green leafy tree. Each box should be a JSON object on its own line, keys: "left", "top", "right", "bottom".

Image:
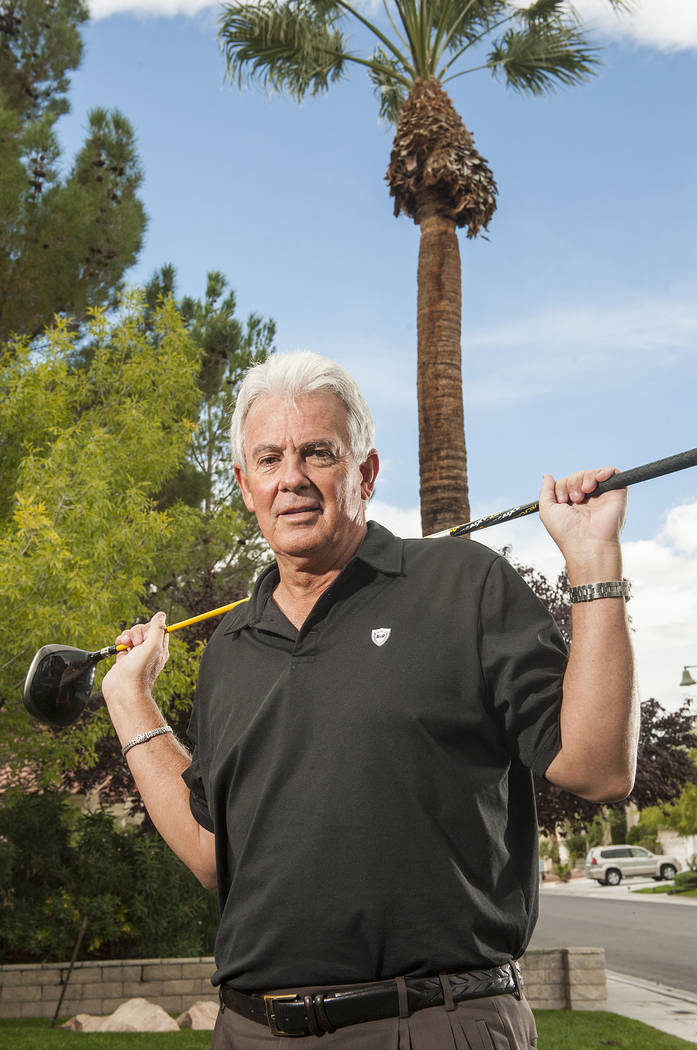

{"left": 607, "top": 806, "right": 627, "bottom": 844}
{"left": 0, "top": 0, "right": 146, "bottom": 344}
{"left": 145, "top": 264, "right": 272, "bottom": 583}
{"left": 634, "top": 750, "right": 697, "bottom": 840}
{"left": 58, "top": 268, "right": 276, "bottom": 811}
{"left": 666, "top": 782, "right": 697, "bottom": 838}
{"left": 0, "top": 292, "right": 204, "bottom": 784}
{"left": 145, "top": 265, "right": 275, "bottom": 632}
{"left": 219, "top": 0, "right": 630, "bottom": 534}
{"left": 564, "top": 829, "right": 587, "bottom": 863}
{"left": 627, "top": 812, "right": 662, "bottom": 854}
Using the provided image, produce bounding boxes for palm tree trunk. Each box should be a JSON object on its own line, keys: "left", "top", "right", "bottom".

{"left": 416, "top": 209, "right": 469, "bottom": 536}
{"left": 387, "top": 79, "right": 495, "bottom": 537}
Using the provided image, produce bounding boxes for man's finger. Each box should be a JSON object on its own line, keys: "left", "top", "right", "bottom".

{"left": 540, "top": 474, "right": 557, "bottom": 507}
{"left": 150, "top": 612, "right": 168, "bottom": 652}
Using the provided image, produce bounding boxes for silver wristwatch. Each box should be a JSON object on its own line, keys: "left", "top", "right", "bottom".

{"left": 568, "top": 579, "right": 631, "bottom": 604}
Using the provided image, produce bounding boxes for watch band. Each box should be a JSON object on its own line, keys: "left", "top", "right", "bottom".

{"left": 568, "top": 579, "right": 631, "bottom": 604}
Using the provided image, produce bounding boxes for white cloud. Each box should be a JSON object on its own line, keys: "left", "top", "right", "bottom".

{"left": 463, "top": 295, "right": 697, "bottom": 407}
{"left": 572, "top": 0, "right": 697, "bottom": 52}
{"left": 623, "top": 503, "right": 697, "bottom": 710}
{"left": 369, "top": 496, "right": 697, "bottom": 712}
{"left": 369, "top": 498, "right": 422, "bottom": 538}
{"left": 89, "top": 0, "right": 212, "bottom": 16}
{"left": 662, "top": 501, "right": 697, "bottom": 553}
{"left": 86, "top": 0, "right": 697, "bottom": 53}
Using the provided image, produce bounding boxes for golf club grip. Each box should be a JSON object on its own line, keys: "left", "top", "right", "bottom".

{"left": 593, "top": 447, "right": 697, "bottom": 495}
{"left": 448, "top": 447, "right": 697, "bottom": 537}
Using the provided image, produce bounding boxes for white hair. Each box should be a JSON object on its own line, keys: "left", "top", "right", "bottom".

{"left": 230, "top": 351, "right": 376, "bottom": 472}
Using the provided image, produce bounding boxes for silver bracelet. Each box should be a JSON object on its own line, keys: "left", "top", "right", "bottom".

{"left": 122, "top": 725, "right": 173, "bottom": 757}
{"left": 568, "top": 579, "right": 631, "bottom": 604}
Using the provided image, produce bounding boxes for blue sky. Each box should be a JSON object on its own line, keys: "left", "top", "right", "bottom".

{"left": 57, "top": 1, "right": 697, "bottom": 708}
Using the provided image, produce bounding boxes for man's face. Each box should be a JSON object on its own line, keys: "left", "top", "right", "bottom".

{"left": 234, "top": 391, "right": 378, "bottom": 567}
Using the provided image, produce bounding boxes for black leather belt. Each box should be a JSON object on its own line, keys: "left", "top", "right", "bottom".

{"left": 220, "top": 962, "right": 522, "bottom": 1038}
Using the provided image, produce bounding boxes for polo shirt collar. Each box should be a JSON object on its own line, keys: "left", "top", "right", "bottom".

{"left": 227, "top": 522, "right": 404, "bottom": 631}
{"left": 355, "top": 520, "right": 405, "bottom": 576}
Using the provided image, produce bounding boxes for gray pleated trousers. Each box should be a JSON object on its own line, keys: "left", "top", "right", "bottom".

{"left": 210, "top": 992, "right": 538, "bottom": 1049}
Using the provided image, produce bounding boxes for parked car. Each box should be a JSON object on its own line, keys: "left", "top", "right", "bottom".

{"left": 584, "top": 845, "right": 681, "bottom": 886}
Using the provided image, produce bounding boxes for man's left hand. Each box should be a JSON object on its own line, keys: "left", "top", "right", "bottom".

{"left": 538, "top": 466, "right": 627, "bottom": 583}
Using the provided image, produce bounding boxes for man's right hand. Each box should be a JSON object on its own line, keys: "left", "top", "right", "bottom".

{"left": 102, "top": 610, "right": 170, "bottom": 705}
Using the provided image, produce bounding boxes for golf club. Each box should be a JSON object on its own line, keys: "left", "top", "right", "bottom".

{"left": 23, "top": 447, "right": 697, "bottom": 728}
{"left": 22, "top": 598, "right": 250, "bottom": 728}
{"left": 430, "top": 447, "right": 697, "bottom": 538}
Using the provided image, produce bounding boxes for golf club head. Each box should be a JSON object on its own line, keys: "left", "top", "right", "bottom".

{"left": 23, "top": 644, "right": 101, "bottom": 728}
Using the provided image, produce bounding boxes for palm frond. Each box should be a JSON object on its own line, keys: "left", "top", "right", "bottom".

{"left": 219, "top": 0, "right": 351, "bottom": 100}
{"left": 519, "top": 0, "right": 567, "bottom": 25}
{"left": 369, "top": 48, "right": 409, "bottom": 123}
{"left": 433, "top": 0, "right": 508, "bottom": 52}
{"left": 486, "top": 22, "right": 599, "bottom": 94}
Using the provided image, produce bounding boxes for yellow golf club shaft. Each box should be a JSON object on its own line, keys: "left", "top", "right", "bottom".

{"left": 114, "top": 596, "right": 251, "bottom": 652}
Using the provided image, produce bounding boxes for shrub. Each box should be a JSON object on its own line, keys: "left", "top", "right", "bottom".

{"left": 670, "top": 870, "right": 697, "bottom": 893}
{"left": 627, "top": 826, "right": 662, "bottom": 854}
{"left": 539, "top": 836, "right": 560, "bottom": 863}
{"left": 0, "top": 791, "right": 218, "bottom": 963}
{"left": 564, "top": 831, "right": 587, "bottom": 863}
{"left": 607, "top": 807, "right": 627, "bottom": 844}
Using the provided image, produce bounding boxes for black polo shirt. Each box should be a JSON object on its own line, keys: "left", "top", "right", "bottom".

{"left": 183, "top": 522, "right": 566, "bottom": 990}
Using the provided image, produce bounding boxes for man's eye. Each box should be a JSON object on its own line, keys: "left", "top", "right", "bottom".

{"left": 308, "top": 448, "right": 333, "bottom": 460}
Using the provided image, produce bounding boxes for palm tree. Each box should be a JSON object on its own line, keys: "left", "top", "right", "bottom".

{"left": 219, "top": 0, "right": 629, "bottom": 535}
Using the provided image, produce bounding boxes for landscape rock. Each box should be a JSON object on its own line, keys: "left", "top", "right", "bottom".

{"left": 177, "top": 999, "right": 220, "bottom": 1030}
{"left": 98, "top": 997, "right": 180, "bottom": 1032}
{"left": 61, "top": 1013, "right": 105, "bottom": 1032}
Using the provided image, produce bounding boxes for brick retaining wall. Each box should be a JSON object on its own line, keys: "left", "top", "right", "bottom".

{"left": 0, "top": 957, "right": 218, "bottom": 1019}
{"left": 522, "top": 947, "right": 607, "bottom": 1010}
{"left": 0, "top": 948, "right": 607, "bottom": 1019}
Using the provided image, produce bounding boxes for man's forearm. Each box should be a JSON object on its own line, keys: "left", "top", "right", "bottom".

{"left": 537, "top": 469, "right": 638, "bottom": 802}
{"left": 108, "top": 688, "right": 217, "bottom": 889}
{"left": 545, "top": 587, "right": 638, "bottom": 802}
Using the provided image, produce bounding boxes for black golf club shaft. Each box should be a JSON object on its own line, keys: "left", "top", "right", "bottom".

{"left": 435, "top": 447, "right": 697, "bottom": 539}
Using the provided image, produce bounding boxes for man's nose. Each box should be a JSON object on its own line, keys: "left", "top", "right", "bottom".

{"left": 279, "top": 453, "right": 310, "bottom": 490}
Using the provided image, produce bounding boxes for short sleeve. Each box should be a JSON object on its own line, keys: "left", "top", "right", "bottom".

{"left": 181, "top": 694, "right": 215, "bottom": 833}
{"left": 478, "top": 554, "right": 567, "bottom": 776}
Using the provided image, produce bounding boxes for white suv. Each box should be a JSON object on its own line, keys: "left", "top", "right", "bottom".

{"left": 584, "top": 845, "right": 680, "bottom": 886}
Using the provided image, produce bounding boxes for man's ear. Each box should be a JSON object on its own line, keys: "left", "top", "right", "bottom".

{"left": 234, "top": 464, "right": 256, "bottom": 513}
{"left": 360, "top": 450, "right": 380, "bottom": 501}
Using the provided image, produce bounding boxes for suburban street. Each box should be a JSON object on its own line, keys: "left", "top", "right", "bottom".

{"left": 530, "top": 881, "right": 697, "bottom": 993}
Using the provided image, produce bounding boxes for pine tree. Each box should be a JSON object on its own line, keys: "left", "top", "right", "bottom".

{"left": 0, "top": 0, "right": 146, "bottom": 344}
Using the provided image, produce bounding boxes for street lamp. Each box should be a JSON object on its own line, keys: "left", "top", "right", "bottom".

{"left": 680, "top": 665, "right": 697, "bottom": 687}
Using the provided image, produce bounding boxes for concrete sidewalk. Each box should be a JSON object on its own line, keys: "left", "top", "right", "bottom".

{"left": 606, "top": 970, "right": 697, "bottom": 1044}
{"left": 541, "top": 876, "right": 697, "bottom": 904}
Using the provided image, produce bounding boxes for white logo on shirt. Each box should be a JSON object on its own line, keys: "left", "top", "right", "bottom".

{"left": 371, "top": 628, "right": 391, "bottom": 647}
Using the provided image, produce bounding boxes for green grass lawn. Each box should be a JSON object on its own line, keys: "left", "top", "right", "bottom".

{"left": 634, "top": 885, "right": 697, "bottom": 897}
{"left": 1, "top": 1013, "right": 696, "bottom": 1049}
{"left": 0, "top": 1019, "right": 211, "bottom": 1049}
{"left": 535, "top": 1010, "right": 697, "bottom": 1048}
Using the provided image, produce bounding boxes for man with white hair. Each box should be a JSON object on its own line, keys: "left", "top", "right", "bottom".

{"left": 103, "top": 351, "right": 636, "bottom": 1048}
